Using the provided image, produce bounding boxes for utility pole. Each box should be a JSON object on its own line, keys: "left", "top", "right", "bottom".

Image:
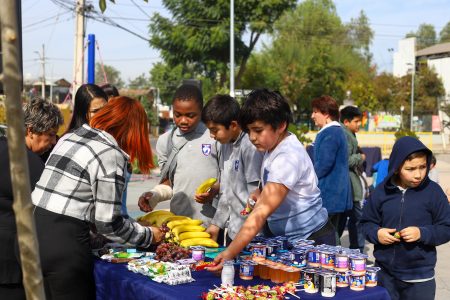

{"left": 72, "top": 0, "right": 85, "bottom": 97}
{"left": 229, "top": 0, "right": 235, "bottom": 97}
{"left": 35, "top": 44, "right": 46, "bottom": 99}
{"left": 0, "top": 1, "right": 46, "bottom": 299}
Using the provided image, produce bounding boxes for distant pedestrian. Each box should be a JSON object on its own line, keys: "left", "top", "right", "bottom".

{"left": 340, "top": 106, "right": 366, "bottom": 253}
{"left": 361, "top": 136, "right": 450, "bottom": 300}
{"left": 311, "top": 95, "right": 352, "bottom": 243}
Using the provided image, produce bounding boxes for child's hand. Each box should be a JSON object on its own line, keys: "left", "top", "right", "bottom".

{"left": 400, "top": 227, "right": 421, "bottom": 242}
{"left": 377, "top": 228, "right": 400, "bottom": 245}
{"left": 194, "top": 183, "right": 219, "bottom": 204}
{"left": 206, "top": 224, "right": 220, "bottom": 242}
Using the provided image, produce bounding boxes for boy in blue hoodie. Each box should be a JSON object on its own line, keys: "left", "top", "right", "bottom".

{"left": 361, "top": 136, "right": 450, "bottom": 300}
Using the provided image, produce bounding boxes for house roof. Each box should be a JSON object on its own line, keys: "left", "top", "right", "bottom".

{"left": 416, "top": 42, "right": 450, "bottom": 57}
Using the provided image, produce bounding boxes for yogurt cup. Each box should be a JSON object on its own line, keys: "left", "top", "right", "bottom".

{"left": 350, "top": 274, "right": 366, "bottom": 291}
{"left": 350, "top": 254, "right": 367, "bottom": 275}
{"left": 365, "top": 266, "right": 381, "bottom": 287}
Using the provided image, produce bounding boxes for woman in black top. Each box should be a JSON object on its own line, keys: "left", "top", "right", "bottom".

{"left": 0, "top": 98, "right": 62, "bottom": 299}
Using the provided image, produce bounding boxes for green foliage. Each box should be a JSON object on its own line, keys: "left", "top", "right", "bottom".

{"left": 405, "top": 23, "right": 437, "bottom": 50}
{"left": 242, "top": 0, "right": 374, "bottom": 113}
{"left": 95, "top": 63, "right": 125, "bottom": 88}
{"left": 149, "top": 0, "right": 295, "bottom": 89}
{"left": 439, "top": 21, "right": 450, "bottom": 43}
{"left": 288, "top": 124, "right": 312, "bottom": 145}
{"left": 394, "top": 129, "right": 418, "bottom": 141}
{"left": 128, "top": 73, "right": 150, "bottom": 89}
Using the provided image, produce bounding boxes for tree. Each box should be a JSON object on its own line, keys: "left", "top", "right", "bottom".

{"left": 439, "top": 21, "right": 450, "bottom": 43}
{"left": 128, "top": 73, "right": 150, "bottom": 89}
{"left": 241, "top": 0, "right": 375, "bottom": 115}
{"left": 149, "top": 0, "right": 295, "bottom": 89}
{"left": 95, "top": 63, "right": 125, "bottom": 88}
{"left": 414, "top": 64, "right": 445, "bottom": 114}
{"left": 405, "top": 23, "right": 437, "bottom": 50}
{"left": 345, "top": 10, "right": 374, "bottom": 63}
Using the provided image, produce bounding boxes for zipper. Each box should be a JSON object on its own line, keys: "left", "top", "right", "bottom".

{"left": 389, "top": 190, "right": 406, "bottom": 265}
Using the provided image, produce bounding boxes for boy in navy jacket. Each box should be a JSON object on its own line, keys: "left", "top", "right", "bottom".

{"left": 361, "top": 136, "right": 450, "bottom": 300}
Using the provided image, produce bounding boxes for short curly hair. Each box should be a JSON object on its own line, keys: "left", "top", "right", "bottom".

{"left": 23, "top": 97, "right": 63, "bottom": 133}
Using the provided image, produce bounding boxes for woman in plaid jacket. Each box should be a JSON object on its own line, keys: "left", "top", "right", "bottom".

{"left": 32, "top": 96, "right": 163, "bottom": 300}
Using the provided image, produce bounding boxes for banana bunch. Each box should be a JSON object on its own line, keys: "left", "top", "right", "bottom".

{"left": 195, "top": 178, "right": 217, "bottom": 194}
{"left": 137, "top": 210, "right": 174, "bottom": 225}
{"left": 137, "top": 210, "right": 219, "bottom": 248}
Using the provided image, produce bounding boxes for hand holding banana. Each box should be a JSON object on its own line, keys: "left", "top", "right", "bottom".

{"left": 195, "top": 178, "right": 219, "bottom": 204}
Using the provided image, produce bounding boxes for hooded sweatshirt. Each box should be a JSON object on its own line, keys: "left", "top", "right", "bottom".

{"left": 361, "top": 136, "right": 450, "bottom": 281}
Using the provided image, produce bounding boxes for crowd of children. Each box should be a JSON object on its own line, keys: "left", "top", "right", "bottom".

{"left": 137, "top": 84, "right": 450, "bottom": 300}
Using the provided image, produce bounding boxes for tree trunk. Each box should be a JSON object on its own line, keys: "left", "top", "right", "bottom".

{"left": 235, "top": 32, "right": 261, "bottom": 88}
{"left": 0, "top": 1, "right": 46, "bottom": 299}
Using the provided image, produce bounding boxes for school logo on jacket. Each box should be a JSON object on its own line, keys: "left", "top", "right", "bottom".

{"left": 234, "top": 160, "right": 240, "bottom": 171}
{"left": 202, "top": 144, "right": 212, "bottom": 156}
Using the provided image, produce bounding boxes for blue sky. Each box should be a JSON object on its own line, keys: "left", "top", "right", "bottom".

{"left": 21, "top": 0, "right": 450, "bottom": 85}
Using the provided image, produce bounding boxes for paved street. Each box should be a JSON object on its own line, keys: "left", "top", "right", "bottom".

{"left": 126, "top": 151, "right": 450, "bottom": 299}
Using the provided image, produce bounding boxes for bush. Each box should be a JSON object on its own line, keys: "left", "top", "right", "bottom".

{"left": 288, "top": 123, "right": 312, "bottom": 144}
{"left": 394, "top": 129, "right": 419, "bottom": 141}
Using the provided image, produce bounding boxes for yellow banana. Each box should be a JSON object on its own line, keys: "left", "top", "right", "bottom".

{"left": 172, "top": 225, "right": 206, "bottom": 238}
{"left": 178, "top": 231, "right": 211, "bottom": 241}
{"left": 195, "top": 178, "right": 217, "bottom": 194}
{"left": 155, "top": 215, "right": 190, "bottom": 227}
{"left": 180, "top": 238, "right": 219, "bottom": 248}
{"left": 167, "top": 219, "right": 203, "bottom": 229}
{"left": 137, "top": 210, "right": 173, "bottom": 225}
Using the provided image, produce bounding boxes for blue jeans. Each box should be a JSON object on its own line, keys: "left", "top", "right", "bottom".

{"left": 121, "top": 169, "right": 131, "bottom": 217}
{"left": 377, "top": 266, "right": 436, "bottom": 300}
{"left": 348, "top": 201, "right": 365, "bottom": 253}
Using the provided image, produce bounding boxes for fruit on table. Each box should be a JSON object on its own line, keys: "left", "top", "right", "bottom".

{"left": 137, "top": 210, "right": 173, "bottom": 225}
{"left": 196, "top": 178, "right": 217, "bottom": 194}
{"left": 155, "top": 215, "right": 190, "bottom": 227}
{"left": 155, "top": 242, "right": 191, "bottom": 262}
{"left": 172, "top": 225, "right": 206, "bottom": 238}
{"left": 180, "top": 238, "right": 219, "bottom": 248}
{"left": 167, "top": 219, "right": 203, "bottom": 229}
{"left": 178, "top": 231, "right": 211, "bottom": 241}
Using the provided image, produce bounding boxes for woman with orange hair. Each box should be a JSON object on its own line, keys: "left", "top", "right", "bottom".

{"left": 32, "top": 96, "right": 162, "bottom": 300}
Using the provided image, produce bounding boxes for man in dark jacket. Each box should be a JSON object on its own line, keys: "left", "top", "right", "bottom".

{"left": 361, "top": 136, "right": 450, "bottom": 300}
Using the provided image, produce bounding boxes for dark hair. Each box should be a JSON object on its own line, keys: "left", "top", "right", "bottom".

{"left": 311, "top": 95, "right": 339, "bottom": 121}
{"left": 239, "top": 89, "right": 292, "bottom": 132}
{"left": 67, "top": 84, "right": 108, "bottom": 133}
{"left": 100, "top": 83, "right": 119, "bottom": 99}
{"left": 202, "top": 94, "right": 240, "bottom": 129}
{"left": 431, "top": 154, "right": 436, "bottom": 165}
{"left": 406, "top": 150, "right": 428, "bottom": 161}
{"left": 340, "top": 106, "right": 362, "bottom": 123}
{"left": 173, "top": 84, "right": 203, "bottom": 109}
{"left": 23, "top": 97, "right": 64, "bottom": 133}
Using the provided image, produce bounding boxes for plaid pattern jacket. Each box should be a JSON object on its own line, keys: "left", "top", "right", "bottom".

{"left": 32, "top": 124, "right": 152, "bottom": 248}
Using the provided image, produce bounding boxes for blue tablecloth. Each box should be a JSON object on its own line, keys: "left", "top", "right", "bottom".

{"left": 94, "top": 259, "right": 391, "bottom": 300}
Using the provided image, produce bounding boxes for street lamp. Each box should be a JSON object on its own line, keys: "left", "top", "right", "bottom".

{"left": 34, "top": 44, "right": 46, "bottom": 99}
{"left": 400, "top": 105, "right": 404, "bottom": 129}
{"left": 407, "top": 63, "right": 415, "bottom": 131}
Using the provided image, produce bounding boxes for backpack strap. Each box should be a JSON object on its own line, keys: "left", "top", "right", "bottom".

{"left": 159, "top": 128, "right": 188, "bottom": 186}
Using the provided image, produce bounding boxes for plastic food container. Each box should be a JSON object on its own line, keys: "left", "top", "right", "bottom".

{"left": 251, "top": 243, "right": 267, "bottom": 261}
{"left": 319, "top": 271, "right": 337, "bottom": 297}
{"left": 336, "top": 270, "right": 352, "bottom": 288}
{"left": 350, "top": 274, "right": 366, "bottom": 291}
{"left": 303, "top": 268, "right": 319, "bottom": 293}
{"left": 190, "top": 246, "right": 205, "bottom": 262}
{"left": 239, "top": 261, "right": 255, "bottom": 280}
{"left": 365, "top": 266, "right": 381, "bottom": 287}
{"left": 334, "top": 252, "right": 349, "bottom": 271}
{"left": 307, "top": 248, "right": 321, "bottom": 268}
{"left": 350, "top": 254, "right": 367, "bottom": 275}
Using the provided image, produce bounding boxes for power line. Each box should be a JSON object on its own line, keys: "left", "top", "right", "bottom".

{"left": 131, "top": 0, "right": 151, "bottom": 19}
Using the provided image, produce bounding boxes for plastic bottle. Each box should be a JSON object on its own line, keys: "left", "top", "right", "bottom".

{"left": 221, "top": 260, "right": 235, "bottom": 286}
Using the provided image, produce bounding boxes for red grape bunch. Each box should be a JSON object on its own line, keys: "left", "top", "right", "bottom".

{"left": 155, "top": 242, "right": 191, "bottom": 262}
